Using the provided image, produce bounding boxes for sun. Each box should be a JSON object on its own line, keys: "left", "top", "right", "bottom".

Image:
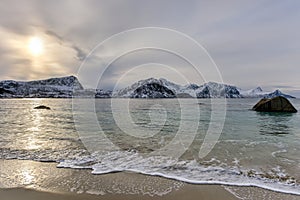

{"left": 28, "top": 37, "right": 44, "bottom": 56}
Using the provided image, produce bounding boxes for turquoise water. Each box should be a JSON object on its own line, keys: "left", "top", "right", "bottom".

{"left": 0, "top": 98, "right": 300, "bottom": 195}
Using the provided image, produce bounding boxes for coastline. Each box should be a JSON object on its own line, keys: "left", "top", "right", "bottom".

{"left": 1, "top": 160, "right": 300, "bottom": 200}
{"left": 0, "top": 186, "right": 237, "bottom": 200}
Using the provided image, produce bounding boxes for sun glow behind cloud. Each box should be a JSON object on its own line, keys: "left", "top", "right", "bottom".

{"left": 0, "top": 26, "right": 78, "bottom": 80}
{"left": 28, "top": 37, "right": 43, "bottom": 56}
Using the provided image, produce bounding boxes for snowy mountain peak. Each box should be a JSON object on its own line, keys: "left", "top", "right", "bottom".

{"left": 239, "top": 86, "right": 264, "bottom": 97}
{"left": 0, "top": 75, "right": 83, "bottom": 98}
{"left": 197, "top": 82, "right": 241, "bottom": 98}
{"left": 255, "top": 87, "right": 263, "bottom": 92}
{"left": 113, "top": 78, "right": 177, "bottom": 98}
{"left": 26, "top": 75, "right": 83, "bottom": 90}
{"left": 264, "top": 89, "right": 295, "bottom": 99}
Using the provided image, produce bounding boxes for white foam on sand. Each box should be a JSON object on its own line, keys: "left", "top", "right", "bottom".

{"left": 58, "top": 150, "right": 300, "bottom": 196}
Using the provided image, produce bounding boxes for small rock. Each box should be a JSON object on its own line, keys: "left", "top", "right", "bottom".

{"left": 34, "top": 105, "right": 51, "bottom": 110}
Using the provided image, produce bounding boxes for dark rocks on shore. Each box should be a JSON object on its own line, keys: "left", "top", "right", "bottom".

{"left": 252, "top": 96, "right": 297, "bottom": 113}
{"left": 34, "top": 105, "right": 51, "bottom": 110}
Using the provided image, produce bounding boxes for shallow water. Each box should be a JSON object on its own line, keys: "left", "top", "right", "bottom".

{"left": 1, "top": 98, "right": 300, "bottom": 195}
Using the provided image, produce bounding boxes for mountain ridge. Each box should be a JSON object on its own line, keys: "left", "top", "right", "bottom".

{"left": 0, "top": 75, "right": 83, "bottom": 98}
{"left": 113, "top": 78, "right": 295, "bottom": 99}
{"left": 0, "top": 76, "right": 296, "bottom": 98}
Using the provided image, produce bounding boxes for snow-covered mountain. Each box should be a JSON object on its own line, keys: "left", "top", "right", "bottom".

{"left": 0, "top": 76, "right": 295, "bottom": 99}
{"left": 238, "top": 87, "right": 295, "bottom": 98}
{"left": 196, "top": 82, "right": 241, "bottom": 98}
{"left": 112, "top": 78, "right": 177, "bottom": 98}
{"left": 113, "top": 78, "right": 295, "bottom": 99}
{"left": 263, "top": 89, "right": 295, "bottom": 99}
{"left": 0, "top": 76, "right": 83, "bottom": 98}
{"left": 113, "top": 78, "right": 242, "bottom": 98}
{"left": 239, "top": 87, "right": 265, "bottom": 98}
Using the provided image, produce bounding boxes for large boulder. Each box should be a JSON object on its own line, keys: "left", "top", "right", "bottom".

{"left": 252, "top": 96, "right": 297, "bottom": 113}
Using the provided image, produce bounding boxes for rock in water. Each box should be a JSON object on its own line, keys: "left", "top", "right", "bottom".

{"left": 34, "top": 105, "right": 51, "bottom": 110}
{"left": 252, "top": 96, "right": 297, "bottom": 113}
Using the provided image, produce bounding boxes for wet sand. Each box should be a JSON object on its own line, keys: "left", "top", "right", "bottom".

{"left": 0, "top": 160, "right": 299, "bottom": 200}
{"left": 0, "top": 185, "right": 238, "bottom": 200}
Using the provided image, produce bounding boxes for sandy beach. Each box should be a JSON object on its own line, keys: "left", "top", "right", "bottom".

{"left": 0, "top": 160, "right": 299, "bottom": 200}
{"left": 0, "top": 186, "right": 237, "bottom": 200}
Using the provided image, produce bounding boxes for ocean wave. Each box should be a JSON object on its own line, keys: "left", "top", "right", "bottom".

{"left": 57, "top": 150, "right": 300, "bottom": 196}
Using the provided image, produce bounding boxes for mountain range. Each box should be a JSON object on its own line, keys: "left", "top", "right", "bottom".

{"left": 0, "top": 76, "right": 83, "bottom": 98}
{"left": 0, "top": 76, "right": 295, "bottom": 98}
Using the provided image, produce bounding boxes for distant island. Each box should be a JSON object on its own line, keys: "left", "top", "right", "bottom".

{"left": 0, "top": 75, "right": 295, "bottom": 99}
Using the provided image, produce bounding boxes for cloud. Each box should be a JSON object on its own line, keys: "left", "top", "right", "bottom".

{"left": 273, "top": 85, "right": 296, "bottom": 89}
{"left": 71, "top": 45, "right": 86, "bottom": 61}
{"left": 0, "top": 0, "right": 299, "bottom": 94}
{"left": 45, "top": 30, "right": 64, "bottom": 42}
{"left": 45, "top": 29, "right": 87, "bottom": 61}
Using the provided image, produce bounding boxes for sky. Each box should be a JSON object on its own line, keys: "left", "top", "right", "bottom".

{"left": 0, "top": 0, "right": 300, "bottom": 96}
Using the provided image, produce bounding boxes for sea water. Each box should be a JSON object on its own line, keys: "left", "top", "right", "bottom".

{"left": 0, "top": 98, "right": 300, "bottom": 195}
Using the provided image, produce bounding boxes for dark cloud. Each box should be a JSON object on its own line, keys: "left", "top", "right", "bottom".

{"left": 71, "top": 45, "right": 86, "bottom": 61}
{"left": 45, "top": 30, "right": 64, "bottom": 42}
{"left": 45, "top": 29, "right": 87, "bottom": 61}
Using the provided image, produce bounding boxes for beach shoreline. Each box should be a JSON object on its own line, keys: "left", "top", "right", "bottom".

{"left": 1, "top": 160, "right": 300, "bottom": 200}
{"left": 0, "top": 186, "right": 238, "bottom": 200}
